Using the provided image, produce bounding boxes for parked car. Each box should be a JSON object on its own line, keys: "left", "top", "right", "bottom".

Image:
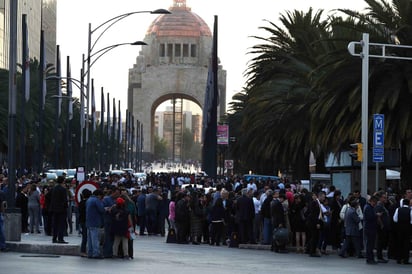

{"left": 47, "top": 169, "right": 67, "bottom": 177}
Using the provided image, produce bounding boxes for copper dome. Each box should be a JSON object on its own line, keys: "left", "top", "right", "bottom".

{"left": 146, "top": 1, "right": 211, "bottom": 37}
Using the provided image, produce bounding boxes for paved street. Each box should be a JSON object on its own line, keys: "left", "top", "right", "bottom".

{"left": 1, "top": 234, "right": 411, "bottom": 274}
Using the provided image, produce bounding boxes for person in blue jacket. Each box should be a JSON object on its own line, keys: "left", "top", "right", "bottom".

{"left": 86, "top": 189, "right": 105, "bottom": 259}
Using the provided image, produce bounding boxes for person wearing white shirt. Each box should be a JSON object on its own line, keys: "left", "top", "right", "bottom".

{"left": 247, "top": 181, "right": 257, "bottom": 193}
{"left": 392, "top": 198, "right": 412, "bottom": 264}
{"left": 253, "top": 191, "right": 261, "bottom": 244}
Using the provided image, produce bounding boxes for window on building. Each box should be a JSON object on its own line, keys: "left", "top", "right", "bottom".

{"left": 183, "top": 44, "right": 189, "bottom": 57}
{"left": 159, "top": 43, "right": 166, "bottom": 57}
{"left": 190, "top": 44, "right": 197, "bottom": 57}
{"left": 175, "top": 44, "right": 181, "bottom": 57}
{"left": 167, "top": 44, "right": 173, "bottom": 57}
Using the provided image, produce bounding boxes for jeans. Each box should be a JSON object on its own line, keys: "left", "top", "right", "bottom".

{"left": 87, "top": 227, "right": 100, "bottom": 257}
{"left": 28, "top": 205, "right": 40, "bottom": 233}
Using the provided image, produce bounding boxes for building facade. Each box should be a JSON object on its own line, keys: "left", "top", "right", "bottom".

{"left": 128, "top": 0, "right": 226, "bottom": 161}
{"left": 0, "top": 0, "right": 56, "bottom": 70}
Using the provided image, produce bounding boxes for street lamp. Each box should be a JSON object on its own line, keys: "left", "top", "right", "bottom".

{"left": 83, "top": 8, "right": 171, "bottom": 172}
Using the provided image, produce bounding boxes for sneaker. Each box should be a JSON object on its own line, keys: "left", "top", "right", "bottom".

{"left": 367, "top": 260, "right": 378, "bottom": 265}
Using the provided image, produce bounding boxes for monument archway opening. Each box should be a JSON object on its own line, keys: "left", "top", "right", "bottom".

{"left": 151, "top": 94, "right": 202, "bottom": 164}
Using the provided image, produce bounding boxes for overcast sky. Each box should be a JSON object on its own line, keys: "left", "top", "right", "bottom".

{"left": 56, "top": 0, "right": 368, "bottom": 114}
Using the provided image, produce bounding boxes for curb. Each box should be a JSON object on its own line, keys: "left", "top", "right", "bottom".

{"left": 6, "top": 241, "right": 80, "bottom": 256}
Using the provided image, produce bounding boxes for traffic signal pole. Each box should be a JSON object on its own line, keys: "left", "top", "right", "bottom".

{"left": 348, "top": 33, "right": 412, "bottom": 196}
{"left": 360, "top": 33, "right": 369, "bottom": 198}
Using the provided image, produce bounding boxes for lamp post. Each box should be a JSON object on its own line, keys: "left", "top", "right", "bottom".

{"left": 5, "top": 0, "right": 20, "bottom": 242}
{"left": 83, "top": 8, "right": 171, "bottom": 172}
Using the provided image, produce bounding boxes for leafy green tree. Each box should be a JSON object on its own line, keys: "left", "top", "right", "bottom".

{"left": 154, "top": 135, "right": 168, "bottom": 160}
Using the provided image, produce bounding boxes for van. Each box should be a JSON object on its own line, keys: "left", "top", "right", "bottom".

{"left": 243, "top": 174, "right": 280, "bottom": 182}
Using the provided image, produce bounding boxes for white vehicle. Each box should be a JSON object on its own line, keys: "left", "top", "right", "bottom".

{"left": 47, "top": 169, "right": 66, "bottom": 177}
{"left": 123, "top": 168, "right": 134, "bottom": 174}
{"left": 43, "top": 172, "right": 58, "bottom": 181}
{"left": 66, "top": 169, "right": 76, "bottom": 179}
{"left": 133, "top": 172, "right": 147, "bottom": 183}
{"left": 109, "top": 170, "right": 125, "bottom": 176}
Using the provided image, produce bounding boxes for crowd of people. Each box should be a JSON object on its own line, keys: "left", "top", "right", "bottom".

{"left": 0, "top": 170, "right": 411, "bottom": 266}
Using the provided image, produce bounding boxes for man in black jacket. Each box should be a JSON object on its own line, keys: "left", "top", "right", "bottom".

{"left": 49, "top": 176, "right": 69, "bottom": 244}
{"left": 236, "top": 188, "right": 255, "bottom": 244}
{"left": 271, "top": 192, "right": 288, "bottom": 253}
{"left": 175, "top": 192, "right": 191, "bottom": 244}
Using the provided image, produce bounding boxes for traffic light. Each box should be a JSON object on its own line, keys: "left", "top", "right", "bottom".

{"left": 349, "top": 143, "right": 363, "bottom": 162}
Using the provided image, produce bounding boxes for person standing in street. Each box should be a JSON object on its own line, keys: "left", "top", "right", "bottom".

{"left": 136, "top": 188, "right": 147, "bottom": 235}
{"left": 27, "top": 184, "right": 41, "bottom": 234}
{"left": 393, "top": 198, "right": 412, "bottom": 264}
{"left": 110, "top": 197, "right": 131, "bottom": 259}
{"left": 79, "top": 189, "right": 92, "bottom": 257}
{"left": 49, "top": 176, "right": 68, "bottom": 244}
{"left": 375, "top": 191, "right": 390, "bottom": 263}
{"left": 86, "top": 189, "right": 105, "bottom": 259}
{"left": 339, "top": 198, "right": 363, "bottom": 259}
{"left": 236, "top": 188, "right": 255, "bottom": 244}
{"left": 102, "top": 187, "right": 120, "bottom": 258}
{"left": 363, "top": 195, "right": 378, "bottom": 264}
{"left": 0, "top": 188, "right": 9, "bottom": 252}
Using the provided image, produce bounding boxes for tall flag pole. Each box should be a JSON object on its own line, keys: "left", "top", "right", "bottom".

{"left": 40, "top": 31, "right": 47, "bottom": 110}
{"left": 131, "top": 115, "right": 135, "bottom": 168}
{"left": 118, "top": 101, "right": 122, "bottom": 167}
{"left": 67, "top": 57, "right": 73, "bottom": 121}
{"left": 124, "top": 109, "right": 129, "bottom": 167}
{"left": 20, "top": 14, "right": 29, "bottom": 175}
{"left": 140, "top": 123, "right": 144, "bottom": 172}
{"left": 80, "top": 55, "right": 86, "bottom": 165}
{"left": 201, "top": 15, "right": 218, "bottom": 179}
{"left": 56, "top": 45, "right": 62, "bottom": 118}
{"left": 90, "top": 79, "right": 95, "bottom": 170}
{"left": 100, "top": 87, "right": 105, "bottom": 171}
{"left": 66, "top": 56, "right": 73, "bottom": 168}
{"left": 106, "top": 92, "right": 111, "bottom": 167}
{"left": 112, "top": 98, "right": 116, "bottom": 142}
{"left": 112, "top": 98, "right": 117, "bottom": 167}
{"left": 54, "top": 45, "right": 61, "bottom": 168}
{"left": 136, "top": 120, "right": 139, "bottom": 171}
{"left": 38, "top": 30, "right": 46, "bottom": 173}
{"left": 91, "top": 80, "right": 96, "bottom": 131}
{"left": 118, "top": 101, "right": 122, "bottom": 144}
{"left": 107, "top": 93, "right": 111, "bottom": 139}
{"left": 22, "top": 14, "right": 30, "bottom": 102}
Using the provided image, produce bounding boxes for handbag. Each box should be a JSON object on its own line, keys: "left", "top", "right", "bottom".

{"left": 166, "top": 228, "right": 177, "bottom": 243}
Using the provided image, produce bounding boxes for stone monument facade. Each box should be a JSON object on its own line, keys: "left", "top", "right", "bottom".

{"left": 128, "top": 0, "right": 226, "bottom": 160}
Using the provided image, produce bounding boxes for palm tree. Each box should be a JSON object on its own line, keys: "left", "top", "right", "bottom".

{"left": 314, "top": 0, "right": 412, "bottom": 188}
{"left": 232, "top": 8, "right": 332, "bottom": 178}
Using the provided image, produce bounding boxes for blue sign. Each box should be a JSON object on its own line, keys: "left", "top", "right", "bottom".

{"left": 373, "top": 147, "right": 384, "bottom": 154}
{"left": 374, "top": 114, "right": 384, "bottom": 130}
{"left": 373, "top": 155, "right": 384, "bottom": 163}
{"left": 373, "top": 114, "right": 384, "bottom": 163}
{"left": 374, "top": 131, "right": 384, "bottom": 147}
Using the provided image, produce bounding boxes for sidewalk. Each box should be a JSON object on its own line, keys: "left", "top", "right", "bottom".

{"left": 6, "top": 232, "right": 82, "bottom": 256}
{"left": 5, "top": 230, "right": 273, "bottom": 256}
